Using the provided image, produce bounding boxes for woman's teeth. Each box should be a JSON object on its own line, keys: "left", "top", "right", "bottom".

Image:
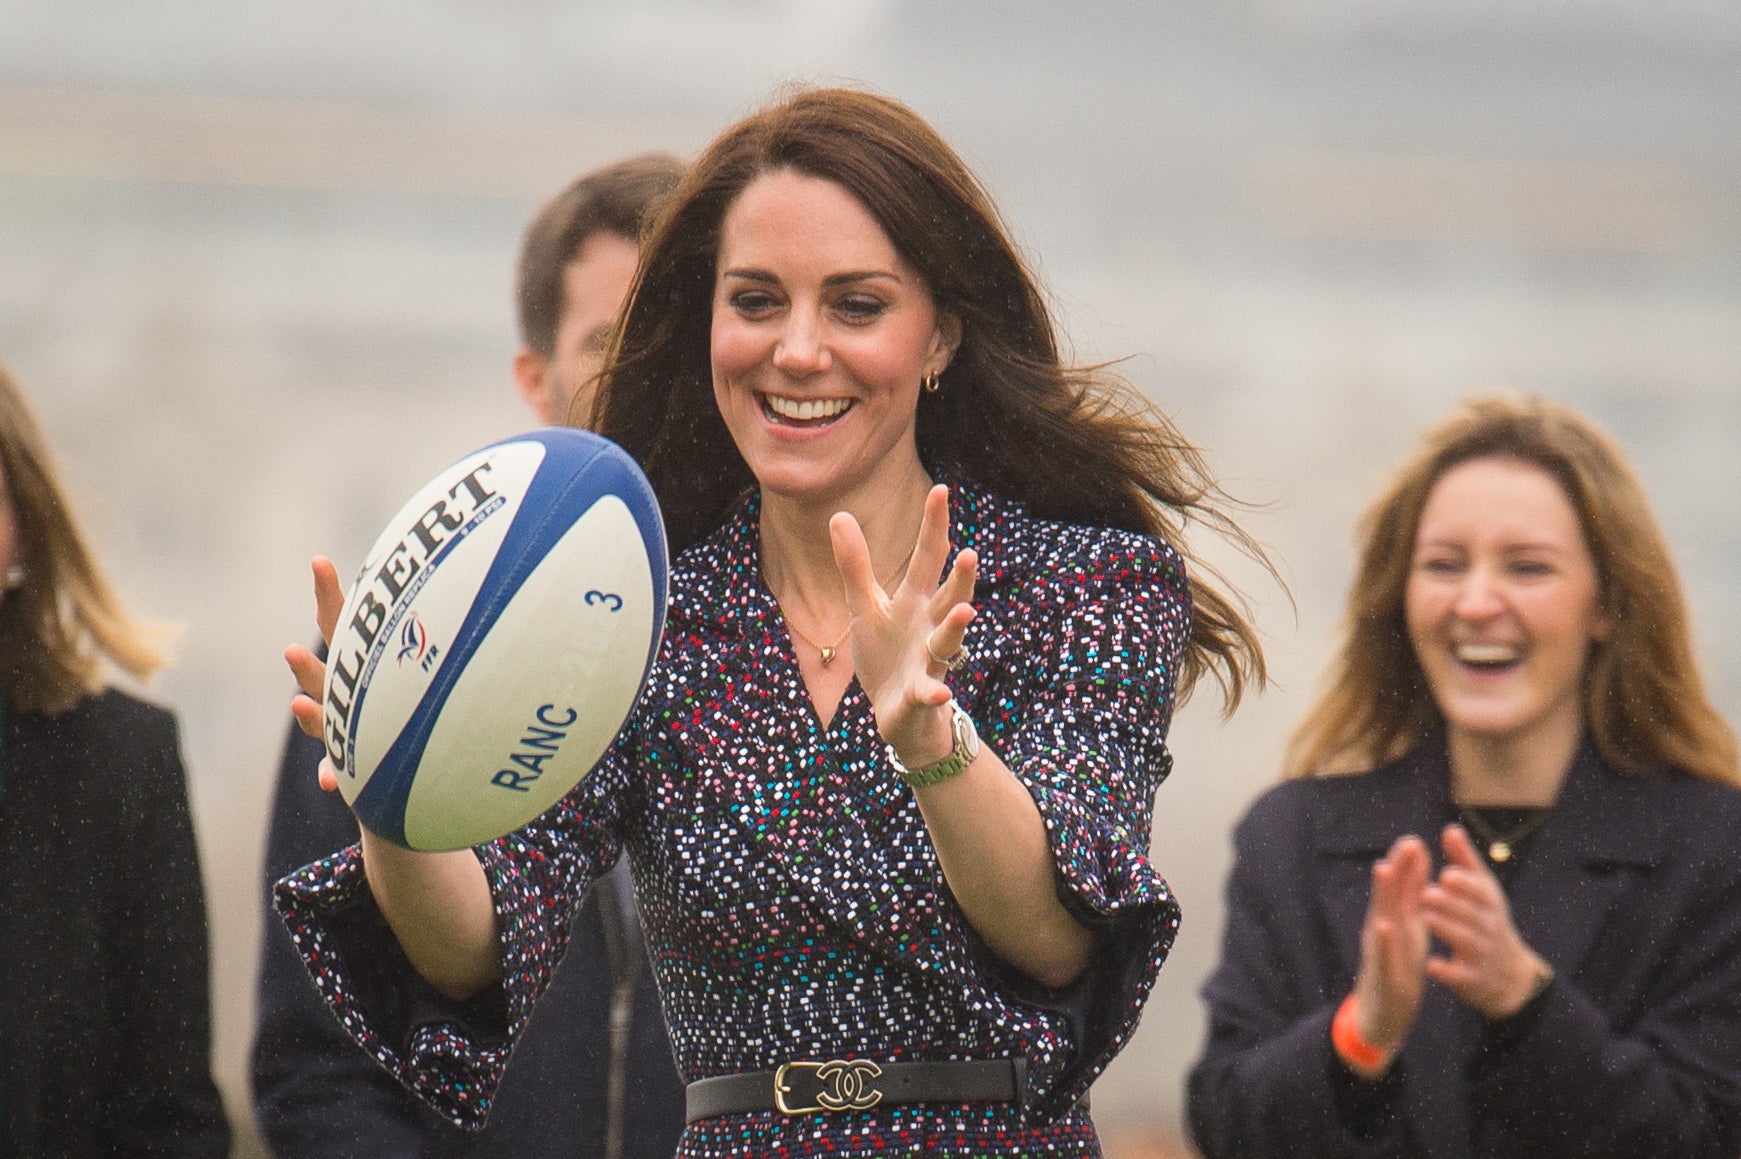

{"left": 1455, "top": 643, "right": 1521, "bottom": 666}
{"left": 764, "top": 394, "right": 851, "bottom": 423}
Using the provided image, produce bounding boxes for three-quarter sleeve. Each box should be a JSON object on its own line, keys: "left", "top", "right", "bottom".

{"left": 272, "top": 726, "right": 638, "bottom": 1129}
{"left": 979, "top": 529, "right": 1193, "bottom": 1112}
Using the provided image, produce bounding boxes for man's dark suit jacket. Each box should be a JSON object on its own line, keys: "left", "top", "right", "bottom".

{"left": 1187, "top": 737, "right": 1741, "bottom": 1159}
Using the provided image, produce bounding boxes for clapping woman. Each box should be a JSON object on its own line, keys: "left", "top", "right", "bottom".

{"left": 278, "top": 87, "right": 1266, "bottom": 1157}
{"left": 1187, "top": 395, "right": 1741, "bottom": 1158}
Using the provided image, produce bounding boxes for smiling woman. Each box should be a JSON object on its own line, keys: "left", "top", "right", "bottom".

{"left": 708, "top": 169, "right": 955, "bottom": 531}
{"left": 1188, "top": 394, "right": 1741, "bottom": 1159}
{"left": 274, "top": 86, "right": 1270, "bottom": 1159}
{"left": 1404, "top": 457, "right": 1611, "bottom": 800}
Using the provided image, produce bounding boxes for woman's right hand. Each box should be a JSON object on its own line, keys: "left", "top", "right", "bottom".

{"left": 281, "top": 556, "right": 501, "bottom": 996}
{"left": 1347, "top": 833, "right": 1432, "bottom": 1074}
{"left": 285, "top": 556, "right": 346, "bottom": 792}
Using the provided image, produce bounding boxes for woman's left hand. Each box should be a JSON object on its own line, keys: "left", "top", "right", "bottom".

{"left": 829, "top": 483, "right": 977, "bottom": 766}
{"left": 834, "top": 484, "right": 1090, "bottom": 988}
{"left": 1421, "top": 824, "right": 1553, "bottom": 1020}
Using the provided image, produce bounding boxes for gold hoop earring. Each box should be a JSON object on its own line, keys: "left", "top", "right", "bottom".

{"left": 4, "top": 564, "right": 23, "bottom": 590}
{"left": 922, "top": 373, "right": 941, "bottom": 394}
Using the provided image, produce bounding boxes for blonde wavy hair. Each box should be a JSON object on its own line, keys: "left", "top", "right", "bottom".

{"left": 1285, "top": 394, "right": 1737, "bottom": 786}
{"left": 0, "top": 362, "right": 170, "bottom": 715}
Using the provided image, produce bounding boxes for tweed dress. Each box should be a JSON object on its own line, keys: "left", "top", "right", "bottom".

{"left": 277, "top": 480, "right": 1190, "bottom": 1157}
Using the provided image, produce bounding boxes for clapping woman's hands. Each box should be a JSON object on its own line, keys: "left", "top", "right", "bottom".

{"left": 1344, "top": 824, "right": 1553, "bottom": 1077}
{"left": 1422, "top": 824, "right": 1553, "bottom": 1020}
{"left": 1348, "top": 834, "right": 1432, "bottom": 1071}
{"left": 284, "top": 555, "right": 346, "bottom": 793}
{"left": 829, "top": 484, "right": 976, "bottom": 768}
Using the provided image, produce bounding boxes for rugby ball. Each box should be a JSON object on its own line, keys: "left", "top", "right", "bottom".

{"left": 320, "top": 428, "right": 666, "bottom": 851}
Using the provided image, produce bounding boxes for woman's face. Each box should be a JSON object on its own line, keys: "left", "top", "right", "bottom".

{"left": 710, "top": 169, "right": 958, "bottom": 508}
{"left": 1405, "top": 456, "right": 1608, "bottom": 754}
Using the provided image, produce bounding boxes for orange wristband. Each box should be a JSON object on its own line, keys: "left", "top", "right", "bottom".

{"left": 1331, "top": 994, "right": 1391, "bottom": 1072}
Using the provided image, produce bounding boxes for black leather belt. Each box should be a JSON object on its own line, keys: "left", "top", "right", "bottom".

{"left": 685, "top": 1058, "right": 1029, "bottom": 1123}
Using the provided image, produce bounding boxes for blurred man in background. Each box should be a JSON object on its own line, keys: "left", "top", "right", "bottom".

{"left": 252, "top": 153, "right": 687, "bottom": 1158}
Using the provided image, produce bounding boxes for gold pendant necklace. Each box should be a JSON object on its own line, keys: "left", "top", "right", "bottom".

{"left": 785, "top": 620, "right": 853, "bottom": 666}
{"left": 775, "top": 536, "right": 920, "bottom": 667}
{"left": 1456, "top": 804, "right": 1549, "bottom": 864}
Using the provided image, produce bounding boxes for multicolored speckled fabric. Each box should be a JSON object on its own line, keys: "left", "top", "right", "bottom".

{"left": 277, "top": 480, "right": 1189, "bottom": 1157}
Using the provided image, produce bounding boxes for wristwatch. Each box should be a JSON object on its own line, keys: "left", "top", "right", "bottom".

{"left": 890, "top": 701, "right": 980, "bottom": 789}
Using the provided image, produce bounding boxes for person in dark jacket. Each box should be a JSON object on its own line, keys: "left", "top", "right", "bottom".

{"left": 1188, "top": 394, "right": 1741, "bottom": 1159}
{"left": 0, "top": 361, "right": 230, "bottom": 1156}
{"left": 251, "top": 154, "right": 688, "bottom": 1158}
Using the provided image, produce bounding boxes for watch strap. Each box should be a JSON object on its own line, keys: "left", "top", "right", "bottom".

{"left": 890, "top": 702, "right": 979, "bottom": 789}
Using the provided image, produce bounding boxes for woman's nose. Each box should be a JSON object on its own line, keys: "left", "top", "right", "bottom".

{"left": 1452, "top": 567, "right": 1505, "bottom": 620}
{"left": 772, "top": 311, "right": 831, "bottom": 376}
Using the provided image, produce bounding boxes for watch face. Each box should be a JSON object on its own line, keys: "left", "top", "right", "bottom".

{"left": 952, "top": 703, "right": 979, "bottom": 762}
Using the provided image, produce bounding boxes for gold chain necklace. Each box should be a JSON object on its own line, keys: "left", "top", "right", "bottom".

{"left": 783, "top": 618, "right": 854, "bottom": 667}
{"left": 1456, "top": 804, "right": 1550, "bottom": 864}
{"left": 778, "top": 538, "right": 919, "bottom": 667}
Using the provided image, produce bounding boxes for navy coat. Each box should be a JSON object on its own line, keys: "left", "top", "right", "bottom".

{"left": 0, "top": 690, "right": 230, "bottom": 1156}
{"left": 1187, "top": 738, "right": 1741, "bottom": 1159}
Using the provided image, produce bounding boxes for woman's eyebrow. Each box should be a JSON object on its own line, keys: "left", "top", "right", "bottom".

{"left": 717, "top": 267, "right": 903, "bottom": 287}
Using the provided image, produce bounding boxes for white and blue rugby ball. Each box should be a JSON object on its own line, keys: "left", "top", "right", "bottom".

{"left": 320, "top": 428, "right": 666, "bottom": 852}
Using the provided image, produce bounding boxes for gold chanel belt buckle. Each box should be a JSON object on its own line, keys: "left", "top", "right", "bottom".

{"left": 774, "top": 1059, "right": 884, "bottom": 1114}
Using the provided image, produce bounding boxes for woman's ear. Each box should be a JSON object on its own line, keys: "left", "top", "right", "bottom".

{"left": 928, "top": 312, "right": 963, "bottom": 375}
{"left": 512, "top": 347, "right": 560, "bottom": 426}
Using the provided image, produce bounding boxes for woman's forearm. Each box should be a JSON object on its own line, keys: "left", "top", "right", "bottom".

{"left": 914, "top": 745, "right": 1093, "bottom": 989}
{"left": 359, "top": 831, "right": 501, "bottom": 999}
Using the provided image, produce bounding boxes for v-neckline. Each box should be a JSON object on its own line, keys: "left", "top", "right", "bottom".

{"left": 775, "top": 614, "right": 859, "bottom": 735}
{"left": 741, "top": 498, "right": 864, "bottom": 737}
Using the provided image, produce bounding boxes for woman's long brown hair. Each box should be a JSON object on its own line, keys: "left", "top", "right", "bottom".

{"left": 593, "top": 85, "right": 1270, "bottom": 709}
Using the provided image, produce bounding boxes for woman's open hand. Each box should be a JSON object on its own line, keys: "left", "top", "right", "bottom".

{"left": 1348, "top": 833, "right": 1432, "bottom": 1069}
{"left": 284, "top": 555, "right": 346, "bottom": 792}
{"left": 834, "top": 485, "right": 1092, "bottom": 987}
{"left": 829, "top": 484, "right": 976, "bottom": 768}
{"left": 1422, "top": 824, "right": 1552, "bottom": 1020}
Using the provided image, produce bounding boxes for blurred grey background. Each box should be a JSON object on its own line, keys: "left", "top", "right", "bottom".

{"left": 2, "top": 2, "right": 1737, "bottom": 1155}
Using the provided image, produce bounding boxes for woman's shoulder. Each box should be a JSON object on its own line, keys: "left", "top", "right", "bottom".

{"left": 19, "top": 685, "right": 176, "bottom": 737}
{"left": 1579, "top": 748, "right": 1741, "bottom": 822}
{"left": 1640, "top": 764, "right": 1741, "bottom": 845}
{"left": 1236, "top": 775, "right": 1331, "bottom": 836}
{"left": 1236, "top": 752, "right": 1421, "bottom": 839}
{"left": 1650, "top": 762, "right": 1741, "bottom": 799}
{"left": 664, "top": 491, "right": 759, "bottom": 616}
{"left": 10, "top": 688, "right": 183, "bottom": 808}
{"left": 1597, "top": 765, "right": 1741, "bottom": 902}
{"left": 958, "top": 481, "right": 1186, "bottom": 590}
